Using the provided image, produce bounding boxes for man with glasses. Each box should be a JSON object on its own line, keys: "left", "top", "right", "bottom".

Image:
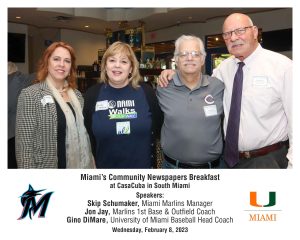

{"left": 158, "top": 13, "right": 292, "bottom": 169}
{"left": 156, "top": 35, "right": 224, "bottom": 169}
{"left": 214, "top": 13, "right": 292, "bottom": 169}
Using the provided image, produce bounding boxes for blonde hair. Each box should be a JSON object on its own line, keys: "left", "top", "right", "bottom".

{"left": 100, "top": 41, "right": 142, "bottom": 88}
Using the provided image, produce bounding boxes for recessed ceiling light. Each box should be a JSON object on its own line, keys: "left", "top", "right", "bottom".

{"left": 84, "top": 25, "right": 90, "bottom": 28}
{"left": 16, "top": 16, "right": 21, "bottom": 19}
{"left": 215, "top": 37, "right": 219, "bottom": 41}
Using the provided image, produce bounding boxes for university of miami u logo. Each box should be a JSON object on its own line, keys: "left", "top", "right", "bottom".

{"left": 250, "top": 191, "right": 276, "bottom": 207}
{"left": 18, "top": 184, "right": 54, "bottom": 220}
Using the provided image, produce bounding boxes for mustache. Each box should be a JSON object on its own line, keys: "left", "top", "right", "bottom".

{"left": 182, "top": 61, "right": 198, "bottom": 64}
{"left": 231, "top": 40, "right": 244, "bottom": 47}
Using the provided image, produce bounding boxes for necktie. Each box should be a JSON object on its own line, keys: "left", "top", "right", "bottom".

{"left": 224, "top": 62, "right": 245, "bottom": 167}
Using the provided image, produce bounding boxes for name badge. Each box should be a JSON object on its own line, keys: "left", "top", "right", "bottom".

{"left": 96, "top": 100, "right": 109, "bottom": 111}
{"left": 203, "top": 105, "right": 217, "bottom": 117}
{"left": 41, "top": 95, "right": 54, "bottom": 106}
{"left": 116, "top": 121, "right": 131, "bottom": 135}
{"left": 252, "top": 76, "right": 268, "bottom": 87}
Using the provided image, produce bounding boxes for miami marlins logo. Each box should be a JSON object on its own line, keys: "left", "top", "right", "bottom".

{"left": 18, "top": 184, "right": 54, "bottom": 220}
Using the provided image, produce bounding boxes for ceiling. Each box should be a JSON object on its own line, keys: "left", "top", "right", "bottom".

{"left": 8, "top": 8, "right": 281, "bottom": 35}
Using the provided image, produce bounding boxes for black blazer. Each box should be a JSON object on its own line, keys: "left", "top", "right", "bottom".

{"left": 83, "top": 82, "right": 163, "bottom": 163}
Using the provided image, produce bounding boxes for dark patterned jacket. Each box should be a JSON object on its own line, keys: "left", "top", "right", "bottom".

{"left": 15, "top": 81, "right": 83, "bottom": 168}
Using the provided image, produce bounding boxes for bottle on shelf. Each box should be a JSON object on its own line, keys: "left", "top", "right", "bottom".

{"left": 154, "top": 58, "right": 161, "bottom": 69}
{"left": 151, "top": 58, "right": 155, "bottom": 68}
{"left": 139, "top": 59, "right": 145, "bottom": 69}
{"left": 93, "top": 61, "right": 99, "bottom": 72}
{"left": 169, "top": 58, "right": 176, "bottom": 70}
{"left": 160, "top": 58, "right": 166, "bottom": 69}
{"left": 145, "top": 58, "right": 153, "bottom": 69}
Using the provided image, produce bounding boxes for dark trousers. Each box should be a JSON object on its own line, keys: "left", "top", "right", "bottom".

{"left": 162, "top": 156, "right": 225, "bottom": 169}
{"left": 227, "top": 145, "right": 288, "bottom": 169}
{"left": 8, "top": 137, "right": 17, "bottom": 169}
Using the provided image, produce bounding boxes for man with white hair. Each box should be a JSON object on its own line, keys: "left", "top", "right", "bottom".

{"left": 156, "top": 35, "right": 224, "bottom": 169}
{"left": 158, "top": 13, "right": 292, "bottom": 169}
{"left": 213, "top": 13, "right": 292, "bottom": 169}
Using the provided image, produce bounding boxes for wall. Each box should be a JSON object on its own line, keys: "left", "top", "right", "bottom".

{"left": 146, "top": 8, "right": 293, "bottom": 58}
{"left": 8, "top": 23, "right": 61, "bottom": 74}
{"left": 27, "top": 26, "right": 61, "bottom": 73}
{"left": 61, "top": 29, "right": 106, "bottom": 66}
{"left": 8, "top": 8, "right": 292, "bottom": 73}
{"left": 8, "top": 23, "right": 106, "bottom": 73}
{"left": 146, "top": 8, "right": 292, "bottom": 42}
{"left": 8, "top": 23, "right": 28, "bottom": 73}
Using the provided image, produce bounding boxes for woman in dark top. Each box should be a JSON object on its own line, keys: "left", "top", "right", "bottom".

{"left": 16, "top": 42, "right": 94, "bottom": 168}
{"left": 83, "top": 41, "right": 163, "bottom": 168}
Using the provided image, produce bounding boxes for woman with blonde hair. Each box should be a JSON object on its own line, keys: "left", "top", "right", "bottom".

{"left": 16, "top": 41, "right": 94, "bottom": 168}
{"left": 84, "top": 41, "right": 163, "bottom": 168}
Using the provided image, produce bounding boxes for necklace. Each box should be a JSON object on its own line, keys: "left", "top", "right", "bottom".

{"left": 58, "top": 88, "right": 67, "bottom": 97}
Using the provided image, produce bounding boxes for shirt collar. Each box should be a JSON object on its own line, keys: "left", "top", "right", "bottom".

{"left": 173, "top": 70, "right": 209, "bottom": 89}
{"left": 234, "top": 44, "right": 262, "bottom": 66}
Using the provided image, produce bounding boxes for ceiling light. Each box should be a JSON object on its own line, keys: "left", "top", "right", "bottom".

{"left": 84, "top": 25, "right": 90, "bottom": 28}
{"left": 16, "top": 16, "right": 21, "bottom": 19}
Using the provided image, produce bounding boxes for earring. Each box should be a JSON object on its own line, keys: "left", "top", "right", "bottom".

{"left": 128, "top": 73, "right": 132, "bottom": 79}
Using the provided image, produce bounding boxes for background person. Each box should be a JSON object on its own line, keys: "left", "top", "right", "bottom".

{"left": 16, "top": 42, "right": 94, "bottom": 168}
{"left": 156, "top": 35, "right": 224, "bottom": 169}
{"left": 83, "top": 41, "right": 163, "bottom": 169}
{"left": 8, "top": 62, "right": 31, "bottom": 168}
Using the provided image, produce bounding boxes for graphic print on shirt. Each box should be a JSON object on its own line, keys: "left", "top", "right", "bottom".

{"left": 92, "top": 85, "right": 152, "bottom": 168}
{"left": 95, "top": 99, "right": 137, "bottom": 135}
{"left": 96, "top": 99, "right": 137, "bottom": 119}
{"left": 203, "top": 94, "right": 217, "bottom": 117}
{"left": 116, "top": 121, "right": 130, "bottom": 134}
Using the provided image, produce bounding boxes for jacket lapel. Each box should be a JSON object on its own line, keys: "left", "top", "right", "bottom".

{"left": 39, "top": 81, "right": 57, "bottom": 122}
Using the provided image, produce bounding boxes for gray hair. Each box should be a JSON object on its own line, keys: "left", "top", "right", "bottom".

{"left": 174, "top": 35, "right": 206, "bottom": 59}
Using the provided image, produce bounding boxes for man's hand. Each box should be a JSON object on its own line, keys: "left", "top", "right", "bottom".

{"left": 157, "top": 69, "right": 176, "bottom": 87}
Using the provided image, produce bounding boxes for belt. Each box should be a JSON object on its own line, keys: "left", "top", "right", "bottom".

{"left": 239, "top": 141, "right": 289, "bottom": 159}
{"left": 163, "top": 154, "right": 220, "bottom": 169}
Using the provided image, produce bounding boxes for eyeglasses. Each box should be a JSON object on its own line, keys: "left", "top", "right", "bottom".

{"left": 222, "top": 26, "right": 253, "bottom": 40}
{"left": 176, "top": 51, "right": 202, "bottom": 58}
